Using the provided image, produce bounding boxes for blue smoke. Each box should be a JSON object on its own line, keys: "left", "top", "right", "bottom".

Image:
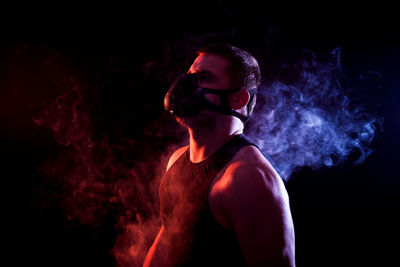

{"left": 246, "top": 47, "right": 383, "bottom": 180}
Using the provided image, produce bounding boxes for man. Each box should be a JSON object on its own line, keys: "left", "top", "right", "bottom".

{"left": 143, "top": 44, "right": 295, "bottom": 266}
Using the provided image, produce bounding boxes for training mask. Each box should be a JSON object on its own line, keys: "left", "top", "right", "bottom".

{"left": 164, "top": 73, "right": 255, "bottom": 122}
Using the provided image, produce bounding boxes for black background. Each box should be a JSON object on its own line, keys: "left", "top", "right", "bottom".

{"left": 1, "top": 2, "right": 399, "bottom": 266}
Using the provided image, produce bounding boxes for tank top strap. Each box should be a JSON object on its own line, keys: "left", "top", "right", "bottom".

{"left": 181, "top": 134, "right": 256, "bottom": 170}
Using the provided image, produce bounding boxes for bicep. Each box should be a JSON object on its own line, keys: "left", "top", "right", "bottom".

{"left": 228, "top": 166, "right": 295, "bottom": 266}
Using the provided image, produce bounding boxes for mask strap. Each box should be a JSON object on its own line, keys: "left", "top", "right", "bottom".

{"left": 199, "top": 87, "right": 257, "bottom": 122}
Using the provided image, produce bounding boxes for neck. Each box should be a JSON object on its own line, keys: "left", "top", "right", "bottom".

{"left": 188, "top": 117, "right": 244, "bottom": 163}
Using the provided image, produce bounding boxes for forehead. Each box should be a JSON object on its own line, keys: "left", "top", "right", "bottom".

{"left": 189, "top": 53, "right": 230, "bottom": 76}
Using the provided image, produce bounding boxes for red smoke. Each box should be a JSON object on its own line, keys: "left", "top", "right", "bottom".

{"left": 33, "top": 79, "right": 175, "bottom": 266}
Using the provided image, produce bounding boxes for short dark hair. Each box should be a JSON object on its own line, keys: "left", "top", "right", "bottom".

{"left": 196, "top": 43, "right": 261, "bottom": 117}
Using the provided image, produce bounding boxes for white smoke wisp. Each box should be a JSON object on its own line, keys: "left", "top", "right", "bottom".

{"left": 246, "top": 47, "right": 383, "bottom": 180}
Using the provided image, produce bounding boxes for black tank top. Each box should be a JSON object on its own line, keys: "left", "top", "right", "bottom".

{"left": 159, "top": 134, "right": 256, "bottom": 266}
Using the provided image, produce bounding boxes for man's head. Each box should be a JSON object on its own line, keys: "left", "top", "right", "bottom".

{"left": 164, "top": 43, "right": 261, "bottom": 130}
{"left": 193, "top": 44, "right": 261, "bottom": 118}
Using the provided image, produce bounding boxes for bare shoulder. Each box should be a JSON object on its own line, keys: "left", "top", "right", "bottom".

{"left": 229, "top": 145, "right": 280, "bottom": 182}
{"left": 166, "top": 145, "right": 189, "bottom": 171}
{"left": 225, "top": 145, "right": 289, "bottom": 205}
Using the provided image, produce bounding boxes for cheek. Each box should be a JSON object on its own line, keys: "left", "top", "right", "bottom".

{"left": 204, "top": 94, "right": 221, "bottom": 106}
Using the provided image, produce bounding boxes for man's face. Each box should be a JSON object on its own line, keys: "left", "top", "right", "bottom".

{"left": 176, "top": 53, "right": 232, "bottom": 129}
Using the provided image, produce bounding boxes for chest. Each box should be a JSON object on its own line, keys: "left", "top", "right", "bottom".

{"left": 159, "top": 155, "right": 232, "bottom": 229}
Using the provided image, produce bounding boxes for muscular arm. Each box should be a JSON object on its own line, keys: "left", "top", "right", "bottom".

{"left": 226, "top": 162, "right": 296, "bottom": 267}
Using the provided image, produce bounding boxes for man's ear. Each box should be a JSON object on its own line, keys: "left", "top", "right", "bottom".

{"left": 229, "top": 89, "right": 250, "bottom": 110}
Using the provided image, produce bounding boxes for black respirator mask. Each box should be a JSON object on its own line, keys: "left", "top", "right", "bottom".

{"left": 164, "top": 73, "right": 256, "bottom": 122}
